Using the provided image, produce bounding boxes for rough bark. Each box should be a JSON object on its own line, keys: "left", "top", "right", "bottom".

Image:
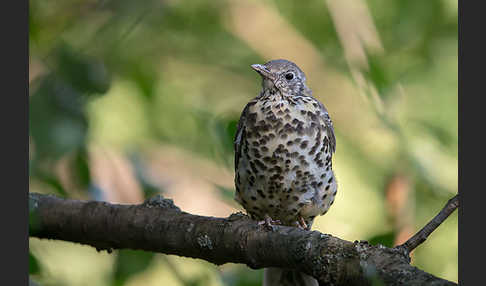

{"left": 29, "top": 193, "right": 457, "bottom": 286}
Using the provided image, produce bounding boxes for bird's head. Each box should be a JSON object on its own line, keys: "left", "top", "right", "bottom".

{"left": 251, "top": 59, "right": 311, "bottom": 96}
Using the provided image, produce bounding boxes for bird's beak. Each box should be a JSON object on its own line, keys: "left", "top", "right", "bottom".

{"left": 251, "top": 64, "right": 274, "bottom": 81}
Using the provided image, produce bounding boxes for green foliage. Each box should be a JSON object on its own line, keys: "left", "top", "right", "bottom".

{"left": 214, "top": 184, "right": 237, "bottom": 206}
{"left": 112, "top": 250, "right": 155, "bottom": 286}
{"left": 273, "top": 0, "right": 344, "bottom": 67}
{"left": 35, "top": 173, "right": 68, "bottom": 197}
{"left": 362, "top": 52, "right": 394, "bottom": 99}
{"left": 29, "top": 74, "right": 88, "bottom": 160}
{"left": 208, "top": 115, "right": 239, "bottom": 168}
{"left": 413, "top": 119, "right": 456, "bottom": 149}
{"left": 29, "top": 44, "right": 110, "bottom": 160}
{"left": 71, "top": 147, "right": 91, "bottom": 189}
{"left": 56, "top": 44, "right": 111, "bottom": 95}
{"left": 368, "top": 231, "right": 396, "bottom": 248}
{"left": 221, "top": 267, "right": 264, "bottom": 286}
{"left": 29, "top": 251, "right": 41, "bottom": 275}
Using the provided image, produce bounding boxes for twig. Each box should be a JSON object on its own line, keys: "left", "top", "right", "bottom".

{"left": 399, "top": 194, "right": 459, "bottom": 253}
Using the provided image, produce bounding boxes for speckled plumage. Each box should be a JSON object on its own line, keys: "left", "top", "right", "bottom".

{"left": 234, "top": 59, "right": 337, "bottom": 286}
{"left": 234, "top": 59, "right": 337, "bottom": 228}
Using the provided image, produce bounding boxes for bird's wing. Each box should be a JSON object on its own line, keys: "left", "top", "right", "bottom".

{"left": 318, "top": 102, "right": 336, "bottom": 154}
{"left": 234, "top": 101, "right": 252, "bottom": 171}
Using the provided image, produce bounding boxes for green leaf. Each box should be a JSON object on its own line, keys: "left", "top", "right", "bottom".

{"left": 57, "top": 44, "right": 111, "bottom": 95}
{"left": 367, "top": 231, "right": 396, "bottom": 248}
{"left": 212, "top": 117, "right": 234, "bottom": 155}
{"left": 414, "top": 119, "right": 455, "bottom": 148}
{"left": 214, "top": 184, "right": 236, "bottom": 205}
{"left": 361, "top": 51, "right": 394, "bottom": 100}
{"left": 37, "top": 173, "right": 68, "bottom": 198}
{"left": 128, "top": 64, "right": 157, "bottom": 100}
{"left": 210, "top": 115, "right": 239, "bottom": 168}
{"left": 29, "top": 251, "right": 40, "bottom": 275}
{"left": 112, "top": 250, "right": 155, "bottom": 286}
{"left": 226, "top": 119, "right": 238, "bottom": 143}
{"left": 29, "top": 75, "right": 88, "bottom": 160}
{"left": 72, "top": 148, "right": 91, "bottom": 190}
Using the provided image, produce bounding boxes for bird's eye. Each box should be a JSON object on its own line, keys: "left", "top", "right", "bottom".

{"left": 285, "top": 73, "right": 294, "bottom": 80}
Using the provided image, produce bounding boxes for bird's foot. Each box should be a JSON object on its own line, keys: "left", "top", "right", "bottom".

{"left": 296, "top": 216, "right": 310, "bottom": 230}
{"left": 258, "top": 214, "right": 281, "bottom": 231}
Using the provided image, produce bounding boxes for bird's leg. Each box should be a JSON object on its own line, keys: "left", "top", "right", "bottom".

{"left": 297, "top": 216, "right": 309, "bottom": 230}
{"left": 258, "top": 214, "right": 281, "bottom": 230}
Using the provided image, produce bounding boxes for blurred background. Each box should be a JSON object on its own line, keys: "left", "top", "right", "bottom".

{"left": 29, "top": 0, "right": 458, "bottom": 285}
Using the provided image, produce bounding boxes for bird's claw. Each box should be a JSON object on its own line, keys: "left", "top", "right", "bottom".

{"left": 258, "top": 215, "right": 281, "bottom": 231}
{"left": 297, "top": 216, "right": 309, "bottom": 230}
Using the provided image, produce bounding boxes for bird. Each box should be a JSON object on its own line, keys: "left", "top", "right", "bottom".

{"left": 233, "top": 59, "right": 337, "bottom": 286}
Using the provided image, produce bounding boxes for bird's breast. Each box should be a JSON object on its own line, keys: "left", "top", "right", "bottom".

{"left": 235, "top": 96, "right": 336, "bottom": 225}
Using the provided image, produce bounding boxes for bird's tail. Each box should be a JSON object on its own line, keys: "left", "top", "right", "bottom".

{"left": 263, "top": 267, "right": 318, "bottom": 286}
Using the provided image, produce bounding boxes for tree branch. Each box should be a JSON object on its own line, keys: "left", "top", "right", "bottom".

{"left": 29, "top": 193, "right": 457, "bottom": 286}
{"left": 399, "top": 194, "right": 459, "bottom": 253}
